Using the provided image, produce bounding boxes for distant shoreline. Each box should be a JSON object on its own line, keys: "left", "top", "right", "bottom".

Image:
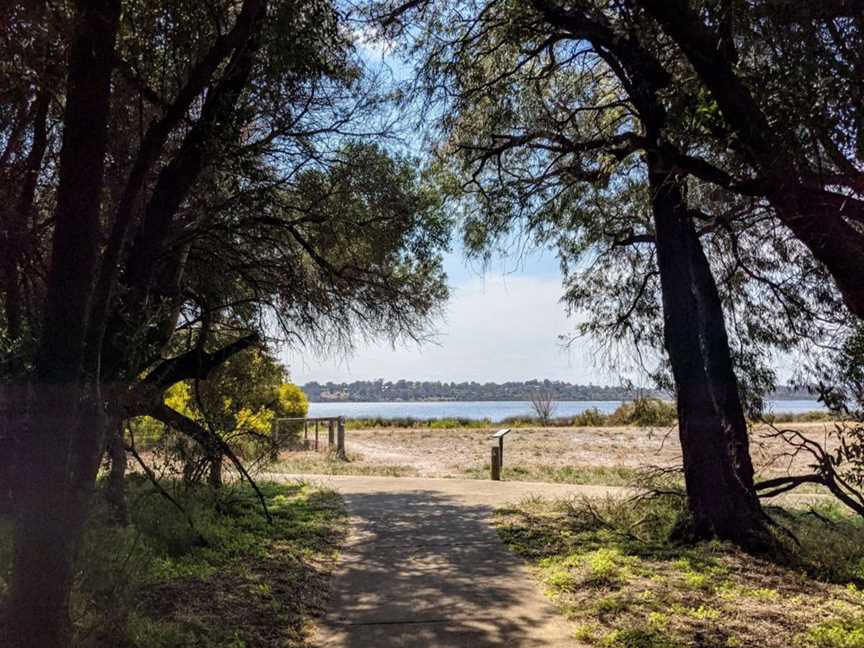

{"left": 305, "top": 398, "right": 825, "bottom": 423}
{"left": 301, "top": 380, "right": 815, "bottom": 403}
{"left": 306, "top": 396, "right": 819, "bottom": 404}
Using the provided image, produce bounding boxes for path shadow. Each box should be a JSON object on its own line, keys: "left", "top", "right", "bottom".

{"left": 317, "top": 489, "right": 568, "bottom": 648}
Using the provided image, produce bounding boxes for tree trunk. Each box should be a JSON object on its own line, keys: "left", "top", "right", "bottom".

{"left": 7, "top": 387, "right": 107, "bottom": 648}
{"left": 105, "top": 421, "right": 128, "bottom": 525}
{"left": 6, "top": 1, "right": 121, "bottom": 646}
{"left": 208, "top": 452, "right": 223, "bottom": 489}
{"left": 647, "top": 152, "right": 772, "bottom": 550}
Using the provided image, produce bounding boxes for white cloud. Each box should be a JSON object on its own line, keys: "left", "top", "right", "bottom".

{"left": 282, "top": 274, "right": 615, "bottom": 384}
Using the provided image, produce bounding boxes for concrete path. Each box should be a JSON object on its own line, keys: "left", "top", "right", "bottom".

{"left": 270, "top": 475, "right": 623, "bottom": 647}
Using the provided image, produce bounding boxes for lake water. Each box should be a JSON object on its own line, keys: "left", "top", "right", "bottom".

{"left": 307, "top": 399, "right": 823, "bottom": 421}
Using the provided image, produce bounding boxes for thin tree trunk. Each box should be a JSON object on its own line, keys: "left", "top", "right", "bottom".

{"left": 208, "top": 452, "right": 223, "bottom": 489}
{"left": 105, "top": 421, "right": 129, "bottom": 525}
{"left": 647, "top": 151, "right": 772, "bottom": 550}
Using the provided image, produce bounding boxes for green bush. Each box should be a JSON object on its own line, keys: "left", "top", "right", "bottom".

{"left": 572, "top": 407, "right": 607, "bottom": 427}
{"left": 607, "top": 398, "right": 677, "bottom": 427}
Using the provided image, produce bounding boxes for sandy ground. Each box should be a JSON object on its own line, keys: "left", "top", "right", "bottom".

{"left": 285, "top": 422, "right": 837, "bottom": 479}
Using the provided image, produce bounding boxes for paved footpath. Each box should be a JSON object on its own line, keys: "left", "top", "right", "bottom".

{"left": 270, "top": 475, "right": 627, "bottom": 648}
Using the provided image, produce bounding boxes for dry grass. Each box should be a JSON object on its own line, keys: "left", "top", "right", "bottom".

{"left": 271, "top": 423, "right": 841, "bottom": 488}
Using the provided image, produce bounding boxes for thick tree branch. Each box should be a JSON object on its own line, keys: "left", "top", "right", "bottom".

{"left": 142, "top": 333, "right": 260, "bottom": 390}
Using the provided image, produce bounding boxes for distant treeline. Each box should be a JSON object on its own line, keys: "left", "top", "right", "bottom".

{"left": 301, "top": 380, "right": 814, "bottom": 403}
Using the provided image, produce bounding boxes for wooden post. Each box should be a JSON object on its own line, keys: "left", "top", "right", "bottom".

{"left": 489, "top": 429, "right": 510, "bottom": 474}
{"left": 336, "top": 417, "right": 346, "bottom": 460}
{"left": 304, "top": 420, "right": 308, "bottom": 449}
{"left": 328, "top": 419, "right": 335, "bottom": 447}
{"left": 490, "top": 446, "right": 501, "bottom": 481}
{"left": 315, "top": 420, "right": 319, "bottom": 451}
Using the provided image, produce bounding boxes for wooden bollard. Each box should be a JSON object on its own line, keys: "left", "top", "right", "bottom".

{"left": 336, "top": 418, "right": 346, "bottom": 460}
{"left": 490, "top": 446, "right": 501, "bottom": 481}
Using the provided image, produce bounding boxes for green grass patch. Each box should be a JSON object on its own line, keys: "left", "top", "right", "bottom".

{"left": 800, "top": 617, "right": 864, "bottom": 648}
{"left": 493, "top": 494, "right": 864, "bottom": 648}
{"left": 1, "top": 477, "right": 347, "bottom": 647}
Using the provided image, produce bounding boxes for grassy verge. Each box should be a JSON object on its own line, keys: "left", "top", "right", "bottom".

{"left": 270, "top": 451, "right": 419, "bottom": 478}
{"left": 461, "top": 464, "right": 642, "bottom": 486}
{"left": 494, "top": 495, "right": 864, "bottom": 648}
{"left": 1, "top": 478, "right": 347, "bottom": 647}
{"left": 341, "top": 403, "right": 832, "bottom": 430}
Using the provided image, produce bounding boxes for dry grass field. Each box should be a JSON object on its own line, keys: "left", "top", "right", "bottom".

{"left": 272, "top": 422, "right": 838, "bottom": 486}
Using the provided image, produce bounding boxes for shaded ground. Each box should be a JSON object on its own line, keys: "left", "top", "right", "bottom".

{"left": 0, "top": 481, "right": 348, "bottom": 647}
{"left": 123, "top": 482, "right": 347, "bottom": 647}
{"left": 268, "top": 476, "right": 601, "bottom": 647}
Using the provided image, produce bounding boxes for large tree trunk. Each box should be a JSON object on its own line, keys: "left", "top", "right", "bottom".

{"left": 8, "top": 388, "right": 108, "bottom": 648}
{"left": 647, "top": 152, "right": 772, "bottom": 550}
{"left": 6, "top": 1, "right": 121, "bottom": 646}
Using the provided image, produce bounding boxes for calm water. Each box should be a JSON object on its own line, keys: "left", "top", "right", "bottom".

{"left": 307, "top": 399, "right": 823, "bottom": 421}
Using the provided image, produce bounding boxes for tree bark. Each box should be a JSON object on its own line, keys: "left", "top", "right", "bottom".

{"left": 636, "top": 0, "right": 864, "bottom": 319}
{"left": 105, "top": 421, "right": 129, "bottom": 525}
{"left": 647, "top": 151, "right": 772, "bottom": 549}
{"left": 8, "top": 388, "right": 108, "bottom": 648}
{"left": 6, "top": 1, "right": 121, "bottom": 646}
{"left": 208, "top": 452, "right": 223, "bottom": 489}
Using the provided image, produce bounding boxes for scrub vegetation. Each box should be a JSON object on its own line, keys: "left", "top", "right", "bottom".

{"left": 494, "top": 495, "right": 864, "bottom": 648}
{"left": 0, "top": 479, "right": 346, "bottom": 648}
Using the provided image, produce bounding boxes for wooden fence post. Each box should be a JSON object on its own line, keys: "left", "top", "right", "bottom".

{"left": 490, "top": 446, "right": 501, "bottom": 481}
{"left": 336, "top": 417, "right": 346, "bottom": 460}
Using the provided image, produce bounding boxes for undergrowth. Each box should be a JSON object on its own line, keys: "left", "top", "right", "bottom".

{"left": 495, "top": 494, "right": 864, "bottom": 648}
{"left": 1, "top": 477, "right": 347, "bottom": 647}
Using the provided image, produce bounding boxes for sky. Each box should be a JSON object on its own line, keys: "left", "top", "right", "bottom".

{"left": 280, "top": 25, "right": 800, "bottom": 388}
{"left": 279, "top": 27, "right": 647, "bottom": 386}
{"left": 281, "top": 245, "right": 640, "bottom": 385}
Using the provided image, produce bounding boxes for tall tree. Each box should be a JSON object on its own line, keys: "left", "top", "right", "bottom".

{"left": 0, "top": 1, "right": 451, "bottom": 644}
{"left": 634, "top": 0, "right": 864, "bottom": 317}
{"left": 376, "top": 0, "right": 801, "bottom": 546}
{"left": 8, "top": 1, "right": 121, "bottom": 646}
